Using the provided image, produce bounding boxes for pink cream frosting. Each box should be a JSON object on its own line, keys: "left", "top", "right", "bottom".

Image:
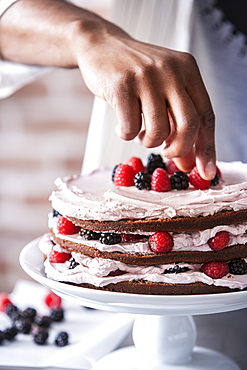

{"left": 49, "top": 162, "right": 247, "bottom": 222}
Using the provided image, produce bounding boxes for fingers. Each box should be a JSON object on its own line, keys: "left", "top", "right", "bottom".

{"left": 115, "top": 96, "right": 142, "bottom": 141}
{"left": 137, "top": 91, "right": 170, "bottom": 148}
{"left": 112, "top": 48, "right": 215, "bottom": 181}
{"left": 173, "top": 148, "right": 196, "bottom": 173}
{"left": 184, "top": 56, "right": 216, "bottom": 180}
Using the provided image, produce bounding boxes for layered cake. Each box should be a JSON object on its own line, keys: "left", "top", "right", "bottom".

{"left": 39, "top": 155, "right": 247, "bottom": 295}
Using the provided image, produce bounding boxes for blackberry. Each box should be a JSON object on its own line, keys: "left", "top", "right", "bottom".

{"left": 14, "top": 319, "right": 32, "bottom": 334}
{"left": 55, "top": 331, "right": 69, "bottom": 347}
{"left": 210, "top": 172, "right": 219, "bottom": 186}
{"left": 164, "top": 264, "right": 190, "bottom": 274}
{"left": 69, "top": 257, "right": 79, "bottom": 269}
{"left": 3, "top": 326, "right": 18, "bottom": 341}
{"left": 32, "top": 328, "right": 49, "bottom": 345}
{"left": 53, "top": 208, "right": 62, "bottom": 218}
{"left": 50, "top": 308, "right": 64, "bottom": 322}
{"left": 6, "top": 305, "right": 21, "bottom": 322}
{"left": 134, "top": 171, "right": 151, "bottom": 190}
{"left": 0, "top": 331, "right": 5, "bottom": 345}
{"left": 99, "top": 232, "right": 122, "bottom": 245}
{"left": 21, "top": 307, "right": 36, "bottom": 320}
{"left": 228, "top": 258, "right": 247, "bottom": 275}
{"left": 170, "top": 171, "right": 189, "bottom": 190}
{"left": 146, "top": 154, "right": 166, "bottom": 174}
{"left": 80, "top": 228, "right": 100, "bottom": 240}
{"left": 34, "top": 315, "right": 52, "bottom": 328}
{"left": 112, "top": 164, "right": 121, "bottom": 182}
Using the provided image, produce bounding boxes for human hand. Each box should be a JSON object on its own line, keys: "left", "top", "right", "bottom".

{"left": 1, "top": 0, "right": 215, "bottom": 179}
{"left": 74, "top": 23, "right": 216, "bottom": 180}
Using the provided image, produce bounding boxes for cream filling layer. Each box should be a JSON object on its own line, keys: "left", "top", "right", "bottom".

{"left": 49, "top": 216, "right": 247, "bottom": 254}
{"left": 39, "top": 235, "right": 247, "bottom": 290}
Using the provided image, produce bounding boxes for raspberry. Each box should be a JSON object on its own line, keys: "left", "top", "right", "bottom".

{"left": 45, "top": 291, "right": 62, "bottom": 308}
{"left": 208, "top": 231, "right": 230, "bottom": 251}
{"left": 57, "top": 216, "right": 81, "bottom": 235}
{"left": 200, "top": 262, "right": 229, "bottom": 279}
{"left": 114, "top": 164, "right": 135, "bottom": 186}
{"left": 148, "top": 232, "right": 174, "bottom": 253}
{"left": 189, "top": 167, "right": 211, "bottom": 190}
{"left": 121, "top": 234, "right": 146, "bottom": 243}
{"left": 151, "top": 168, "right": 171, "bottom": 192}
{"left": 166, "top": 159, "right": 179, "bottom": 175}
{"left": 0, "top": 293, "right": 13, "bottom": 312}
{"left": 126, "top": 157, "right": 146, "bottom": 174}
{"left": 49, "top": 250, "right": 72, "bottom": 263}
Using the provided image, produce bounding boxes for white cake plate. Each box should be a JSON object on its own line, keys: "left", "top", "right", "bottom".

{"left": 20, "top": 237, "right": 247, "bottom": 370}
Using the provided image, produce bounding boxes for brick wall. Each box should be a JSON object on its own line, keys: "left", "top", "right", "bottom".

{"left": 0, "top": 0, "right": 113, "bottom": 292}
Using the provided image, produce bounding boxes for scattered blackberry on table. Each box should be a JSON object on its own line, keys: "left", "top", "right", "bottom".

{"left": 50, "top": 308, "right": 64, "bottom": 322}
{"left": 228, "top": 258, "right": 247, "bottom": 275}
{"left": 3, "top": 326, "right": 18, "bottom": 341}
{"left": 134, "top": 171, "right": 152, "bottom": 190}
{"left": 21, "top": 307, "right": 36, "bottom": 320}
{"left": 53, "top": 209, "right": 62, "bottom": 218}
{"left": 32, "top": 327, "right": 49, "bottom": 345}
{"left": 34, "top": 315, "right": 52, "bottom": 328}
{"left": 164, "top": 264, "right": 190, "bottom": 274}
{"left": 146, "top": 153, "right": 166, "bottom": 174}
{"left": 80, "top": 228, "right": 100, "bottom": 240}
{"left": 14, "top": 319, "right": 32, "bottom": 334}
{"left": 55, "top": 331, "right": 69, "bottom": 347}
{"left": 6, "top": 305, "right": 21, "bottom": 322}
{"left": 99, "top": 232, "right": 122, "bottom": 245}
{"left": 170, "top": 171, "right": 189, "bottom": 190}
{"left": 0, "top": 331, "right": 5, "bottom": 345}
{"left": 69, "top": 257, "right": 79, "bottom": 269}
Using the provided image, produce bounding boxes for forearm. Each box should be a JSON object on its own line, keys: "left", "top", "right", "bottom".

{"left": 0, "top": 0, "right": 127, "bottom": 67}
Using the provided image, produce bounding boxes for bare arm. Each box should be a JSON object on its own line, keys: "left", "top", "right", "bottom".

{"left": 1, "top": 0, "right": 216, "bottom": 180}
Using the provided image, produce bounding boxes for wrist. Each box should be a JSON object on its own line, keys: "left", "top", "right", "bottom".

{"left": 68, "top": 11, "right": 130, "bottom": 67}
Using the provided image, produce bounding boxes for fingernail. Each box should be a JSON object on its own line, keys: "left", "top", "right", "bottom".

{"left": 205, "top": 161, "right": 216, "bottom": 180}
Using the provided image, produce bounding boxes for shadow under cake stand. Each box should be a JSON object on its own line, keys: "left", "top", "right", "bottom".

{"left": 20, "top": 237, "right": 247, "bottom": 370}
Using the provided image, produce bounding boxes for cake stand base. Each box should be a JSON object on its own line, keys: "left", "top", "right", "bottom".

{"left": 92, "top": 314, "right": 241, "bottom": 370}
{"left": 92, "top": 346, "right": 241, "bottom": 370}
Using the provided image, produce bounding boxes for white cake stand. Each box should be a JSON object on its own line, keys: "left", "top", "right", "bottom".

{"left": 20, "top": 237, "right": 247, "bottom": 370}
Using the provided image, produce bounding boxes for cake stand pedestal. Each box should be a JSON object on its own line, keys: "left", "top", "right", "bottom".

{"left": 20, "top": 238, "right": 247, "bottom": 370}
{"left": 92, "top": 315, "right": 240, "bottom": 370}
